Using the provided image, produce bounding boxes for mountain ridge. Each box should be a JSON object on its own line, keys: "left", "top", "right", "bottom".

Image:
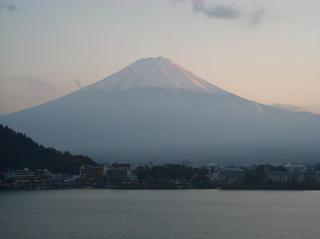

{"left": 1, "top": 57, "right": 320, "bottom": 164}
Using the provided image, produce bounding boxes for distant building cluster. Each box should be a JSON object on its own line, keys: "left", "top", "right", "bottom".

{"left": 1, "top": 162, "right": 320, "bottom": 190}
{"left": 0, "top": 168, "right": 80, "bottom": 190}
{"left": 207, "top": 163, "right": 320, "bottom": 189}
{"left": 79, "top": 163, "right": 137, "bottom": 188}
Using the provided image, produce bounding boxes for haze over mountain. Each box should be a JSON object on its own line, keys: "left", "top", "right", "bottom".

{"left": 1, "top": 57, "right": 320, "bottom": 164}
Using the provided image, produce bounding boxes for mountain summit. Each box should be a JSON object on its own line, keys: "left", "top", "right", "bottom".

{"left": 1, "top": 57, "right": 320, "bottom": 164}
{"left": 86, "top": 57, "right": 224, "bottom": 93}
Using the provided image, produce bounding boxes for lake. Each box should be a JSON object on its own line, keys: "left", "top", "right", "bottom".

{"left": 1, "top": 189, "right": 320, "bottom": 239}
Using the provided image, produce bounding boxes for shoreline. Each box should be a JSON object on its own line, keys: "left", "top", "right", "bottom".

{"left": 2, "top": 185, "right": 320, "bottom": 191}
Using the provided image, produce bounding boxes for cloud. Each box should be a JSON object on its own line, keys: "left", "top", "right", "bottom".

{"left": 0, "top": 76, "right": 63, "bottom": 115}
{"left": 250, "top": 102, "right": 264, "bottom": 113}
{"left": 74, "top": 80, "right": 82, "bottom": 88}
{"left": 174, "top": 0, "right": 267, "bottom": 26}
{"left": 272, "top": 103, "right": 304, "bottom": 112}
{"left": 191, "top": 0, "right": 241, "bottom": 19}
{"left": 249, "top": 7, "right": 265, "bottom": 26}
{"left": 0, "top": 0, "right": 17, "bottom": 12}
{"left": 8, "top": 76, "right": 60, "bottom": 96}
{"left": 10, "top": 76, "right": 52, "bottom": 87}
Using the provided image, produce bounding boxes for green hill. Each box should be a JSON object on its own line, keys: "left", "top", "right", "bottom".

{"left": 0, "top": 124, "right": 97, "bottom": 174}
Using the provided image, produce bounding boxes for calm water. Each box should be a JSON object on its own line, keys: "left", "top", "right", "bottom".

{"left": 1, "top": 189, "right": 320, "bottom": 239}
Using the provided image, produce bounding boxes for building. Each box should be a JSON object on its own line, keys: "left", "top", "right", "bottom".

{"left": 218, "top": 167, "right": 245, "bottom": 185}
{"left": 105, "top": 163, "right": 133, "bottom": 185}
{"left": 5, "top": 168, "right": 56, "bottom": 189}
{"left": 284, "top": 164, "right": 307, "bottom": 173}
{"left": 80, "top": 164, "right": 105, "bottom": 187}
{"left": 262, "top": 165, "right": 305, "bottom": 185}
{"left": 206, "top": 164, "right": 221, "bottom": 184}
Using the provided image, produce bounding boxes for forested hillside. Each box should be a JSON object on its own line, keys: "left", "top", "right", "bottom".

{"left": 0, "top": 124, "right": 97, "bottom": 174}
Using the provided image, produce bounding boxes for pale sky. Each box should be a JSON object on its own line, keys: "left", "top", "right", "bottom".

{"left": 0, "top": 0, "right": 319, "bottom": 115}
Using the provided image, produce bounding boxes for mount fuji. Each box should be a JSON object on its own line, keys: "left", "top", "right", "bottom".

{"left": 1, "top": 57, "right": 320, "bottom": 164}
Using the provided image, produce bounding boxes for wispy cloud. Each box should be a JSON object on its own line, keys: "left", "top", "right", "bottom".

{"left": 0, "top": 0, "right": 17, "bottom": 12}
{"left": 74, "top": 80, "right": 82, "bottom": 88}
{"left": 174, "top": 0, "right": 267, "bottom": 26}
{"left": 272, "top": 103, "right": 304, "bottom": 112}
{"left": 0, "top": 76, "right": 63, "bottom": 115}
{"left": 249, "top": 7, "right": 265, "bottom": 26}
{"left": 191, "top": 0, "right": 241, "bottom": 19}
{"left": 10, "top": 76, "right": 52, "bottom": 87}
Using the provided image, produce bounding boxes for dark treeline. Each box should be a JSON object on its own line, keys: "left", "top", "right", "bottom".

{"left": 0, "top": 124, "right": 97, "bottom": 174}
{"left": 136, "top": 164, "right": 211, "bottom": 188}
{"left": 135, "top": 163, "right": 320, "bottom": 190}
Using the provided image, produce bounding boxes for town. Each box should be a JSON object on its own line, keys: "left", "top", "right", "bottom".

{"left": 1, "top": 162, "right": 320, "bottom": 190}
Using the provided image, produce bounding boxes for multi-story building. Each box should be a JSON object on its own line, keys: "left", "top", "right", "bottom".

{"left": 80, "top": 164, "right": 105, "bottom": 187}
{"left": 5, "top": 168, "right": 56, "bottom": 189}
{"left": 105, "top": 163, "right": 133, "bottom": 185}
{"left": 218, "top": 167, "right": 245, "bottom": 185}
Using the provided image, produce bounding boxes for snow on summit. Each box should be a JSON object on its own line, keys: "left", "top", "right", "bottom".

{"left": 87, "top": 57, "right": 224, "bottom": 93}
{"left": 1, "top": 56, "right": 320, "bottom": 164}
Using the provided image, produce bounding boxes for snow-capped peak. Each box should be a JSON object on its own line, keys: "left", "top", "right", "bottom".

{"left": 86, "top": 56, "right": 224, "bottom": 93}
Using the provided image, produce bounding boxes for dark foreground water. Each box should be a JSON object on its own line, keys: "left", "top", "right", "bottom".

{"left": 1, "top": 189, "right": 320, "bottom": 239}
